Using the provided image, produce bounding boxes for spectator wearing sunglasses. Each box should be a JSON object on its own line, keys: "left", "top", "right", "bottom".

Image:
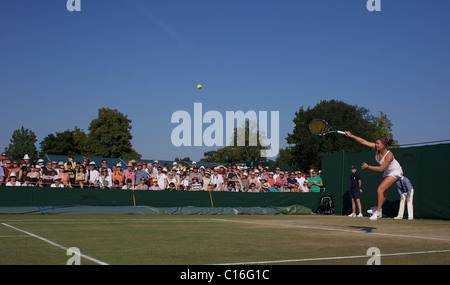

{"left": 135, "top": 177, "right": 149, "bottom": 190}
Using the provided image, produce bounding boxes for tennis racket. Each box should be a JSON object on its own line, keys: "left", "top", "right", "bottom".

{"left": 309, "top": 119, "right": 346, "bottom": 136}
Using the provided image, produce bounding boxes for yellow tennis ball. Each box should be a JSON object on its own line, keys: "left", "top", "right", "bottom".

{"left": 197, "top": 84, "right": 202, "bottom": 89}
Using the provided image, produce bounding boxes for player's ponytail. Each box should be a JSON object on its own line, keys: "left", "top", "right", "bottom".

{"left": 377, "top": 136, "right": 397, "bottom": 147}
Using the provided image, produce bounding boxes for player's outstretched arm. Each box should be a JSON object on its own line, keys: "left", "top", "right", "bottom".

{"left": 345, "top": 131, "right": 376, "bottom": 150}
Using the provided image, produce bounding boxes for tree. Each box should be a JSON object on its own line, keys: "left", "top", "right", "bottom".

{"left": 87, "top": 108, "right": 141, "bottom": 159}
{"left": 39, "top": 109, "right": 141, "bottom": 159}
{"left": 175, "top": 157, "right": 191, "bottom": 163}
{"left": 200, "top": 121, "right": 268, "bottom": 163}
{"left": 372, "top": 111, "right": 394, "bottom": 140}
{"left": 285, "top": 100, "right": 394, "bottom": 170}
{"left": 39, "top": 127, "right": 88, "bottom": 157}
{"left": 4, "top": 126, "right": 38, "bottom": 162}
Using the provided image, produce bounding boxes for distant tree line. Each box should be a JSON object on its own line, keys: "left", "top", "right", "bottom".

{"left": 4, "top": 100, "right": 394, "bottom": 171}
{"left": 4, "top": 108, "right": 141, "bottom": 162}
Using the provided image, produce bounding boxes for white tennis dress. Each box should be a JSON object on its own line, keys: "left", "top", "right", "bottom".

{"left": 375, "top": 150, "right": 403, "bottom": 179}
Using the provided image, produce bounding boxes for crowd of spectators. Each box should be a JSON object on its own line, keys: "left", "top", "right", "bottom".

{"left": 0, "top": 153, "right": 324, "bottom": 193}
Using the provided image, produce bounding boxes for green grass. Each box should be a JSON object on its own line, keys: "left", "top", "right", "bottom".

{"left": 0, "top": 214, "right": 449, "bottom": 265}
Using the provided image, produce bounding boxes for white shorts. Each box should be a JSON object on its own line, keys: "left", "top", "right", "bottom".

{"left": 383, "top": 170, "right": 402, "bottom": 180}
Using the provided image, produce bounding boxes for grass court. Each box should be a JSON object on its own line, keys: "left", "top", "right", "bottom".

{"left": 0, "top": 214, "right": 449, "bottom": 265}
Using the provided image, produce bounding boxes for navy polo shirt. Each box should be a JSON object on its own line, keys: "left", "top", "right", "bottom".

{"left": 350, "top": 172, "right": 360, "bottom": 189}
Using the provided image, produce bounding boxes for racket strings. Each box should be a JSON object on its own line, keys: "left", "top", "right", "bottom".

{"left": 309, "top": 120, "right": 329, "bottom": 135}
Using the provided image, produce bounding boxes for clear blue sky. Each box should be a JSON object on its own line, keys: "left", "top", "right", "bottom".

{"left": 1, "top": 0, "right": 449, "bottom": 161}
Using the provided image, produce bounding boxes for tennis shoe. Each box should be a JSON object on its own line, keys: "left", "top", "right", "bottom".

{"left": 370, "top": 211, "right": 382, "bottom": 221}
{"left": 367, "top": 207, "right": 381, "bottom": 216}
{"left": 367, "top": 206, "right": 376, "bottom": 214}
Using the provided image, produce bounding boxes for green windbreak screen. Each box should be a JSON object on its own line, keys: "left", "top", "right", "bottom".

{"left": 322, "top": 143, "right": 450, "bottom": 219}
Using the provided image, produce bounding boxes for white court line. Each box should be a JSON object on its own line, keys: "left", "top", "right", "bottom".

{"left": 212, "top": 249, "right": 450, "bottom": 265}
{"left": 211, "top": 218, "right": 450, "bottom": 242}
{"left": 0, "top": 218, "right": 210, "bottom": 223}
{"left": 1, "top": 223, "right": 109, "bottom": 265}
{"left": 2, "top": 217, "right": 449, "bottom": 241}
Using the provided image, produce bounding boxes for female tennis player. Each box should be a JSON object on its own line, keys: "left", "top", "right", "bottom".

{"left": 345, "top": 132, "right": 403, "bottom": 220}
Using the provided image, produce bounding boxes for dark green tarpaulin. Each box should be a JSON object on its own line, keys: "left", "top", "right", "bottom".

{"left": 0, "top": 187, "right": 318, "bottom": 214}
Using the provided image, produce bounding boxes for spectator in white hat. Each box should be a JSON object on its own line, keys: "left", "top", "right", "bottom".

{"left": 6, "top": 173, "right": 21, "bottom": 186}
{"left": 23, "top": 154, "right": 31, "bottom": 168}
{"left": 50, "top": 176, "right": 64, "bottom": 188}
{"left": 88, "top": 162, "right": 100, "bottom": 188}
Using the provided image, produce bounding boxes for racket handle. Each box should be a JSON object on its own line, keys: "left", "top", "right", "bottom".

{"left": 337, "top": 131, "right": 346, "bottom": 135}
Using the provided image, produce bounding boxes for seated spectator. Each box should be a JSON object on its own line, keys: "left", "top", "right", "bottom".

{"left": 290, "top": 183, "right": 301, "bottom": 192}
{"left": 112, "top": 164, "right": 124, "bottom": 186}
{"left": 286, "top": 172, "right": 299, "bottom": 192}
{"left": 235, "top": 181, "right": 243, "bottom": 192}
{"left": 167, "top": 172, "right": 178, "bottom": 191}
{"left": 301, "top": 173, "right": 309, "bottom": 192}
{"left": 10, "top": 160, "right": 23, "bottom": 182}
{"left": 179, "top": 173, "right": 190, "bottom": 191}
{"left": 36, "top": 159, "right": 45, "bottom": 171}
{"left": 307, "top": 169, "right": 323, "bottom": 193}
{"left": 223, "top": 181, "right": 235, "bottom": 192}
{"left": 240, "top": 172, "right": 249, "bottom": 191}
{"left": 227, "top": 166, "right": 238, "bottom": 188}
{"left": 122, "top": 162, "right": 136, "bottom": 186}
{"left": 201, "top": 170, "right": 211, "bottom": 191}
{"left": 75, "top": 165, "right": 88, "bottom": 188}
{"left": 111, "top": 180, "right": 121, "bottom": 189}
{"left": 6, "top": 173, "right": 21, "bottom": 186}
{"left": 26, "top": 165, "right": 41, "bottom": 186}
{"left": 189, "top": 166, "right": 203, "bottom": 184}
{"left": 295, "top": 171, "right": 306, "bottom": 191}
{"left": 50, "top": 176, "right": 64, "bottom": 188}
{"left": 261, "top": 182, "right": 270, "bottom": 192}
{"left": 149, "top": 178, "right": 160, "bottom": 190}
{"left": 249, "top": 182, "right": 260, "bottom": 192}
{"left": 135, "top": 177, "right": 149, "bottom": 190}
{"left": 3, "top": 160, "right": 11, "bottom": 183}
{"left": 22, "top": 176, "right": 33, "bottom": 187}
{"left": 276, "top": 173, "right": 287, "bottom": 191}
{"left": 270, "top": 182, "right": 281, "bottom": 193}
{"left": 267, "top": 172, "right": 275, "bottom": 187}
{"left": 64, "top": 155, "right": 76, "bottom": 170}
{"left": 101, "top": 160, "right": 112, "bottom": 175}
{"left": 259, "top": 177, "right": 267, "bottom": 189}
{"left": 88, "top": 162, "right": 100, "bottom": 188}
{"left": 99, "top": 167, "right": 112, "bottom": 189}
{"left": 206, "top": 182, "right": 215, "bottom": 192}
{"left": 58, "top": 164, "right": 71, "bottom": 188}
{"left": 167, "top": 182, "right": 176, "bottom": 191}
{"left": 122, "top": 178, "right": 134, "bottom": 190}
{"left": 190, "top": 177, "right": 202, "bottom": 191}
{"left": 35, "top": 178, "right": 45, "bottom": 188}
{"left": 210, "top": 169, "right": 223, "bottom": 191}
{"left": 42, "top": 161, "right": 57, "bottom": 187}
{"left": 248, "top": 172, "right": 259, "bottom": 188}
{"left": 0, "top": 165, "right": 5, "bottom": 186}
{"left": 20, "top": 161, "right": 29, "bottom": 181}
{"left": 0, "top": 152, "right": 8, "bottom": 168}
{"left": 64, "top": 162, "right": 76, "bottom": 186}
{"left": 134, "top": 163, "right": 147, "bottom": 186}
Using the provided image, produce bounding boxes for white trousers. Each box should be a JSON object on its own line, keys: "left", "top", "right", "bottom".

{"left": 397, "top": 188, "right": 414, "bottom": 219}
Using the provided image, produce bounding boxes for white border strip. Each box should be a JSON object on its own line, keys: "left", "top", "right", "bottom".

{"left": 212, "top": 249, "right": 450, "bottom": 265}
{"left": 1, "top": 223, "right": 108, "bottom": 265}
